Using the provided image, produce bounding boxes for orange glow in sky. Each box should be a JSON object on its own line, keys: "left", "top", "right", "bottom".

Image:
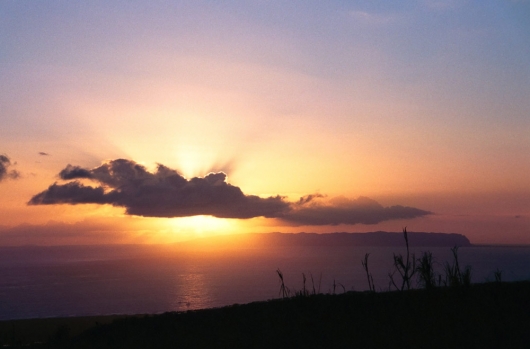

{"left": 1, "top": 1, "right": 529, "bottom": 245}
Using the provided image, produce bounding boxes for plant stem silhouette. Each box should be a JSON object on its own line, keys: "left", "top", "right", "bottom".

{"left": 276, "top": 268, "right": 290, "bottom": 298}
{"left": 361, "top": 253, "right": 376, "bottom": 292}
{"left": 389, "top": 227, "right": 416, "bottom": 291}
{"left": 443, "top": 246, "right": 471, "bottom": 287}
{"left": 416, "top": 251, "right": 437, "bottom": 289}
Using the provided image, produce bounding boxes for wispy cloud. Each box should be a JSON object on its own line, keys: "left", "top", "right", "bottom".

{"left": 349, "top": 10, "right": 403, "bottom": 26}
{"left": 38, "top": 152, "right": 50, "bottom": 156}
{"left": 29, "top": 159, "right": 432, "bottom": 224}
{"left": 0, "top": 154, "right": 21, "bottom": 182}
{"left": 419, "top": 0, "right": 465, "bottom": 11}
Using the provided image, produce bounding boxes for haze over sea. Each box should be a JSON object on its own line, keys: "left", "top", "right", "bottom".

{"left": 2, "top": 241, "right": 530, "bottom": 321}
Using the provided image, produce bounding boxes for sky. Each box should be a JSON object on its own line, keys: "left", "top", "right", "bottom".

{"left": 1, "top": 0, "right": 529, "bottom": 245}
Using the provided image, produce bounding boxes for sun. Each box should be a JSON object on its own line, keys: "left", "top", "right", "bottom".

{"left": 167, "top": 215, "right": 236, "bottom": 238}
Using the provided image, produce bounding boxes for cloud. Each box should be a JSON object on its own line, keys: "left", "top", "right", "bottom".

{"left": 38, "top": 152, "right": 50, "bottom": 156}
{"left": 30, "top": 182, "right": 109, "bottom": 205}
{"left": 30, "top": 159, "right": 290, "bottom": 219}
{"left": 349, "top": 10, "right": 402, "bottom": 26}
{"left": 59, "top": 164, "right": 93, "bottom": 180}
{"left": 296, "top": 193, "right": 326, "bottom": 206}
{"left": 29, "top": 159, "right": 431, "bottom": 224}
{"left": 282, "top": 195, "right": 431, "bottom": 225}
{"left": 0, "top": 154, "right": 21, "bottom": 182}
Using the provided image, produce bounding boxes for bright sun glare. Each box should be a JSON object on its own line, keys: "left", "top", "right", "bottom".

{"left": 168, "top": 215, "right": 234, "bottom": 237}
{"left": 174, "top": 147, "right": 219, "bottom": 179}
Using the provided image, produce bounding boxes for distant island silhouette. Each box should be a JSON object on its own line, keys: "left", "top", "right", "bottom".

{"left": 179, "top": 231, "right": 472, "bottom": 248}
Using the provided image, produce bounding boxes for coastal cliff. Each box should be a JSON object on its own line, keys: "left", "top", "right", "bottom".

{"left": 179, "top": 231, "right": 472, "bottom": 249}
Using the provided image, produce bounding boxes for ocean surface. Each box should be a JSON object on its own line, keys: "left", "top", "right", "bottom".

{"left": 1, "top": 244, "right": 530, "bottom": 320}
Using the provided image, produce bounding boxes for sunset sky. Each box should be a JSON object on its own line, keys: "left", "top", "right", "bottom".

{"left": 1, "top": 0, "right": 529, "bottom": 245}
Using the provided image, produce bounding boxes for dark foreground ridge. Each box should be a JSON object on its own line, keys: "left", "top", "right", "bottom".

{"left": 180, "top": 231, "right": 472, "bottom": 248}
{"left": 4, "top": 281, "right": 529, "bottom": 348}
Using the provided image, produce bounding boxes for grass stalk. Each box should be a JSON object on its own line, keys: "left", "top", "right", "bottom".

{"left": 389, "top": 227, "right": 416, "bottom": 291}
{"left": 416, "top": 251, "right": 436, "bottom": 289}
{"left": 361, "top": 253, "right": 376, "bottom": 292}
{"left": 276, "top": 268, "right": 290, "bottom": 298}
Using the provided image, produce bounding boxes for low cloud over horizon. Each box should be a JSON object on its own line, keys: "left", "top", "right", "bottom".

{"left": 29, "top": 159, "right": 431, "bottom": 225}
{"left": 288, "top": 195, "right": 431, "bottom": 225}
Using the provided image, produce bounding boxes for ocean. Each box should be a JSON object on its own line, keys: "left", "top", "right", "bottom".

{"left": 1, "top": 244, "right": 529, "bottom": 320}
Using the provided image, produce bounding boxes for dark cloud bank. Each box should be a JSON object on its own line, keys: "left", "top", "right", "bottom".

{"left": 29, "top": 159, "right": 431, "bottom": 225}
{"left": 0, "top": 154, "right": 20, "bottom": 181}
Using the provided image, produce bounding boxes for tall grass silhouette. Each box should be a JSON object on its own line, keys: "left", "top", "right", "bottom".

{"left": 276, "top": 228, "right": 479, "bottom": 298}
{"left": 276, "top": 268, "right": 290, "bottom": 298}
{"left": 443, "top": 246, "right": 471, "bottom": 287}
{"left": 389, "top": 227, "right": 416, "bottom": 291}
{"left": 361, "top": 253, "right": 376, "bottom": 292}
{"left": 416, "top": 251, "right": 437, "bottom": 289}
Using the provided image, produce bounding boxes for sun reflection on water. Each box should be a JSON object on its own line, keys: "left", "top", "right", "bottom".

{"left": 171, "top": 265, "right": 212, "bottom": 311}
